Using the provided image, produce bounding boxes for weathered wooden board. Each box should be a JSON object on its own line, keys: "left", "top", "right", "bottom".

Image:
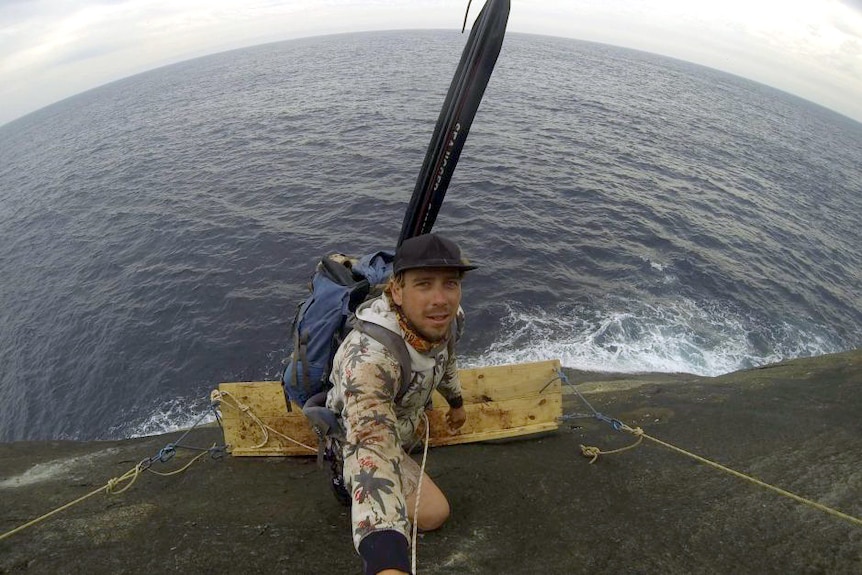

{"left": 214, "top": 382, "right": 315, "bottom": 456}
{"left": 217, "top": 359, "right": 562, "bottom": 456}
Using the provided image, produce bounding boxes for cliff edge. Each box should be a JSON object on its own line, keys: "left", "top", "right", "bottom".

{"left": 2, "top": 350, "right": 860, "bottom": 574}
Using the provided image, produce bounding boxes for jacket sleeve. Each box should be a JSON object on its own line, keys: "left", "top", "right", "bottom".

{"left": 435, "top": 309, "right": 465, "bottom": 409}
{"left": 337, "top": 332, "right": 412, "bottom": 572}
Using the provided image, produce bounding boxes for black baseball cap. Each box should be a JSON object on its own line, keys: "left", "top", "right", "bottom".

{"left": 393, "top": 233, "right": 478, "bottom": 275}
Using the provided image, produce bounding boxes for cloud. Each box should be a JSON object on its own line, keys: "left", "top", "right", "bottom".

{"left": 1, "top": 0, "right": 862, "bottom": 125}
{"left": 514, "top": 0, "right": 862, "bottom": 121}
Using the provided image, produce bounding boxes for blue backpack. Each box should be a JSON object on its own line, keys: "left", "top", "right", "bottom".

{"left": 282, "top": 251, "right": 412, "bottom": 409}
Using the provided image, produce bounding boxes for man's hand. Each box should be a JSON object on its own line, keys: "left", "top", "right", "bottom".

{"left": 445, "top": 406, "right": 467, "bottom": 433}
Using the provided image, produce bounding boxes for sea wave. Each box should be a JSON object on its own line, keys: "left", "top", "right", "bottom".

{"left": 109, "top": 396, "right": 216, "bottom": 440}
{"left": 466, "top": 298, "right": 840, "bottom": 377}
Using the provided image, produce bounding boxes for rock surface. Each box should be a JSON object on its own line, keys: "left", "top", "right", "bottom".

{"left": 2, "top": 350, "right": 860, "bottom": 574}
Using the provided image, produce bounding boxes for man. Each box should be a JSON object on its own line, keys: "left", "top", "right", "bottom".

{"left": 326, "top": 233, "right": 475, "bottom": 575}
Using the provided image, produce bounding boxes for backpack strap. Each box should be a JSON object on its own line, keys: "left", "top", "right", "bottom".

{"left": 353, "top": 320, "right": 413, "bottom": 404}
{"left": 297, "top": 331, "right": 311, "bottom": 397}
{"left": 302, "top": 390, "right": 346, "bottom": 464}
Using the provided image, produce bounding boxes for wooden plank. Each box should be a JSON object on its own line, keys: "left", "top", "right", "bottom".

{"left": 216, "top": 360, "right": 562, "bottom": 457}
{"left": 429, "top": 422, "right": 560, "bottom": 447}
{"left": 219, "top": 413, "right": 318, "bottom": 457}
{"left": 426, "top": 394, "right": 561, "bottom": 437}
{"left": 218, "top": 381, "right": 298, "bottom": 416}
{"left": 215, "top": 385, "right": 318, "bottom": 456}
{"left": 443, "top": 360, "right": 562, "bottom": 404}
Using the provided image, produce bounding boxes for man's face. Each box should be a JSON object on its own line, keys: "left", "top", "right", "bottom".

{"left": 391, "top": 267, "right": 463, "bottom": 342}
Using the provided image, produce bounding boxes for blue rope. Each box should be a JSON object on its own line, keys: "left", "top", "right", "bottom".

{"left": 141, "top": 399, "right": 228, "bottom": 470}
{"left": 558, "top": 368, "right": 627, "bottom": 434}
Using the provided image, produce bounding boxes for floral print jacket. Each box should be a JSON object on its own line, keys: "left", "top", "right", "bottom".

{"left": 326, "top": 295, "right": 464, "bottom": 561}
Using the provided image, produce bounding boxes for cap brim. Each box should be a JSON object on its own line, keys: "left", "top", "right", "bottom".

{"left": 394, "top": 262, "right": 478, "bottom": 274}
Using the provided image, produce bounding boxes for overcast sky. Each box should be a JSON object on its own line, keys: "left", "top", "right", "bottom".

{"left": 2, "top": 0, "right": 862, "bottom": 127}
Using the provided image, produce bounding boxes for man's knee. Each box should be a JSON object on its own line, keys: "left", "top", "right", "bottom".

{"left": 417, "top": 496, "right": 450, "bottom": 531}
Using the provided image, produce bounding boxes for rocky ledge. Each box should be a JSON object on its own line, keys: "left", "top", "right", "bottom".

{"left": 1, "top": 349, "right": 860, "bottom": 574}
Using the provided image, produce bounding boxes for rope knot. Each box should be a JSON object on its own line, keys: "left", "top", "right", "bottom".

{"left": 580, "top": 444, "right": 602, "bottom": 464}
{"left": 209, "top": 445, "right": 227, "bottom": 459}
{"left": 210, "top": 389, "right": 223, "bottom": 406}
{"left": 106, "top": 477, "right": 120, "bottom": 493}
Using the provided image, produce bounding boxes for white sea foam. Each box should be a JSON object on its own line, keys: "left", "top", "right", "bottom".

{"left": 464, "top": 299, "right": 838, "bottom": 377}
{"left": 114, "top": 397, "right": 216, "bottom": 439}
{"left": 125, "top": 298, "right": 840, "bottom": 438}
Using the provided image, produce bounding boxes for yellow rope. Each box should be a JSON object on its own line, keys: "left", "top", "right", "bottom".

{"left": 580, "top": 433, "right": 643, "bottom": 464}
{"left": 211, "top": 390, "right": 316, "bottom": 453}
{"left": 581, "top": 421, "right": 862, "bottom": 528}
{"left": 3, "top": 390, "right": 316, "bottom": 542}
{"left": 1, "top": 482, "right": 108, "bottom": 542}
{"left": 0, "top": 448, "right": 213, "bottom": 542}
{"left": 105, "top": 461, "right": 146, "bottom": 495}
{"left": 147, "top": 446, "right": 216, "bottom": 477}
{"left": 412, "top": 412, "right": 431, "bottom": 575}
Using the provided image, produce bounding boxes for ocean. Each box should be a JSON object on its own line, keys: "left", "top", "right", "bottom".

{"left": 0, "top": 31, "right": 860, "bottom": 443}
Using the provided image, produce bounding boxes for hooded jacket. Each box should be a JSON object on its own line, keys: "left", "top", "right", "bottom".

{"left": 326, "top": 295, "right": 464, "bottom": 572}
